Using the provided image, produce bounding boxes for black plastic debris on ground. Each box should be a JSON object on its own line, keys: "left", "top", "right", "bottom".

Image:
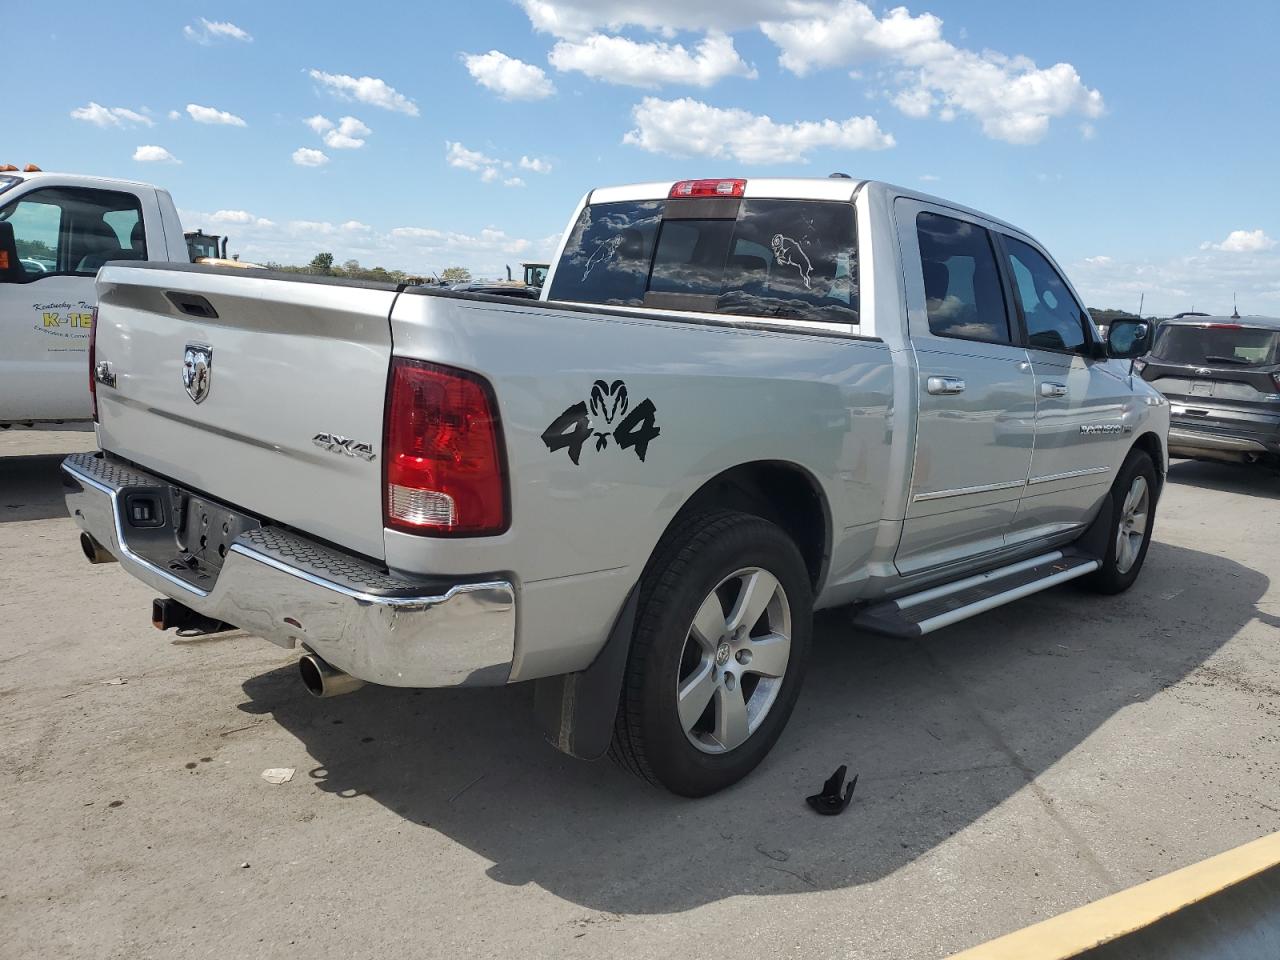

{"left": 806, "top": 765, "right": 857, "bottom": 815}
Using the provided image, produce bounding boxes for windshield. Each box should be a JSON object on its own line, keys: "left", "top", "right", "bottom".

{"left": 1150, "top": 324, "right": 1280, "bottom": 367}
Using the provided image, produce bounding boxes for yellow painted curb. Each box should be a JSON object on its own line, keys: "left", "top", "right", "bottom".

{"left": 948, "top": 831, "right": 1280, "bottom": 960}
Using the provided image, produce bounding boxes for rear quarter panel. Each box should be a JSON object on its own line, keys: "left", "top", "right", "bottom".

{"left": 387, "top": 293, "right": 895, "bottom": 678}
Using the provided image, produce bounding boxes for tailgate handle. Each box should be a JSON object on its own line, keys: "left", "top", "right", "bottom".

{"left": 166, "top": 291, "right": 219, "bottom": 320}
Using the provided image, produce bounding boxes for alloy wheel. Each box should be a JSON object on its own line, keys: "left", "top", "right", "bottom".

{"left": 675, "top": 567, "right": 792, "bottom": 754}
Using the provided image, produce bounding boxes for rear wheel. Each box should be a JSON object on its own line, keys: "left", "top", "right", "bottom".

{"left": 610, "top": 511, "right": 813, "bottom": 797}
{"left": 1083, "top": 449, "right": 1158, "bottom": 594}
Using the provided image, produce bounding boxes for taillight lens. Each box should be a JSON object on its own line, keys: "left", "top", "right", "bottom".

{"left": 1272, "top": 372, "right": 1280, "bottom": 391}
{"left": 88, "top": 305, "right": 99, "bottom": 422}
{"left": 1132, "top": 358, "right": 1147, "bottom": 375}
{"left": 383, "top": 359, "right": 508, "bottom": 536}
{"left": 669, "top": 178, "right": 746, "bottom": 198}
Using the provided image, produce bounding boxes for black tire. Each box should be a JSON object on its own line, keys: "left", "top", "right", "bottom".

{"left": 610, "top": 511, "right": 813, "bottom": 797}
{"left": 1082, "top": 448, "right": 1158, "bottom": 594}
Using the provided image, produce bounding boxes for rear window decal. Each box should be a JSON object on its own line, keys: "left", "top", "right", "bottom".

{"left": 542, "top": 378, "right": 661, "bottom": 464}
{"left": 771, "top": 234, "right": 813, "bottom": 289}
{"left": 583, "top": 236, "right": 624, "bottom": 280}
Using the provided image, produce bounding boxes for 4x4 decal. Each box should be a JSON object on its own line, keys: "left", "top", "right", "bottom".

{"left": 541, "top": 379, "right": 660, "bottom": 465}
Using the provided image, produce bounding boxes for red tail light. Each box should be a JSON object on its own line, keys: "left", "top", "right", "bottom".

{"left": 88, "top": 306, "right": 99, "bottom": 422}
{"left": 669, "top": 178, "right": 746, "bottom": 199}
{"left": 383, "top": 359, "right": 508, "bottom": 536}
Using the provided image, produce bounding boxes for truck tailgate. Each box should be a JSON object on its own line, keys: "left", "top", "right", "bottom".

{"left": 93, "top": 264, "right": 397, "bottom": 560}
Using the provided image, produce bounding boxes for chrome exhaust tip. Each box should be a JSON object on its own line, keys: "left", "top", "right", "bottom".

{"left": 80, "top": 532, "right": 117, "bottom": 564}
{"left": 298, "top": 653, "right": 365, "bottom": 698}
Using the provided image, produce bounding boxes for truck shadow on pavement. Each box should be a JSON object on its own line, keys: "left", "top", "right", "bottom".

{"left": 1166, "top": 459, "right": 1280, "bottom": 497}
{"left": 239, "top": 541, "right": 1270, "bottom": 914}
{"left": 0, "top": 454, "right": 75, "bottom": 523}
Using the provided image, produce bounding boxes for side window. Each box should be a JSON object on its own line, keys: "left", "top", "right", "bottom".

{"left": 1003, "top": 236, "right": 1089, "bottom": 354}
{"left": 915, "top": 211, "right": 1011, "bottom": 344}
{"left": 0, "top": 187, "right": 148, "bottom": 284}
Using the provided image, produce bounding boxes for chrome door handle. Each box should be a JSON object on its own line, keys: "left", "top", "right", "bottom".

{"left": 926, "top": 376, "right": 966, "bottom": 395}
{"left": 1040, "top": 382, "right": 1068, "bottom": 398}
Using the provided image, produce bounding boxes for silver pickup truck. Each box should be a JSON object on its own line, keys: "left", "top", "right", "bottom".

{"left": 64, "top": 176, "right": 1168, "bottom": 796}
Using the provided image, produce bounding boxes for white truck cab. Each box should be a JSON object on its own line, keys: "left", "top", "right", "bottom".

{"left": 0, "top": 168, "right": 188, "bottom": 426}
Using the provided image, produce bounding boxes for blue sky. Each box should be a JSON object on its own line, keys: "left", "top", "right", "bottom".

{"left": 10, "top": 0, "right": 1279, "bottom": 313}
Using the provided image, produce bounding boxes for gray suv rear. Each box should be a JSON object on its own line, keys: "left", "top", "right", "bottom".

{"left": 1139, "top": 315, "right": 1280, "bottom": 464}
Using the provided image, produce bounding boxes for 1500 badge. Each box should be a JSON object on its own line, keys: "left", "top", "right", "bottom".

{"left": 541, "top": 379, "right": 660, "bottom": 465}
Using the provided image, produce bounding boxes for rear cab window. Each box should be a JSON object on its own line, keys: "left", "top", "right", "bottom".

{"left": 548, "top": 195, "right": 859, "bottom": 327}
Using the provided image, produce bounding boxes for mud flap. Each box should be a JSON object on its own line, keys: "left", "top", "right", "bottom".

{"left": 533, "top": 586, "right": 638, "bottom": 761}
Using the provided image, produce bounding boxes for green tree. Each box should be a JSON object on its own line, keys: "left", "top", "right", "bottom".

{"left": 440, "top": 266, "right": 472, "bottom": 283}
{"left": 309, "top": 252, "right": 335, "bottom": 275}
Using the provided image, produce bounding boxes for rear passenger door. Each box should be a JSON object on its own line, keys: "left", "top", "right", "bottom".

{"left": 894, "top": 199, "right": 1036, "bottom": 575}
{"left": 997, "top": 234, "right": 1127, "bottom": 542}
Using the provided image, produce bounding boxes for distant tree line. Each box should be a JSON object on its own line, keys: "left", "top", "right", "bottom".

{"left": 257, "top": 251, "right": 471, "bottom": 285}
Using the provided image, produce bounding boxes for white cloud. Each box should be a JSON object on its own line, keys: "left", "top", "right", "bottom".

{"left": 341, "top": 220, "right": 372, "bottom": 232}
{"left": 1203, "top": 229, "right": 1275, "bottom": 253}
{"left": 623, "top": 96, "right": 893, "bottom": 163}
{"left": 322, "top": 116, "right": 371, "bottom": 149}
{"left": 167, "top": 110, "right": 182, "bottom": 121}
{"left": 761, "top": 2, "right": 1102, "bottom": 144}
{"left": 292, "top": 147, "right": 330, "bottom": 167}
{"left": 446, "top": 141, "right": 499, "bottom": 172}
{"left": 308, "top": 69, "right": 419, "bottom": 116}
{"left": 463, "top": 50, "right": 556, "bottom": 100}
{"left": 186, "top": 103, "right": 247, "bottom": 126}
{"left": 520, "top": 1, "right": 1103, "bottom": 144}
{"left": 71, "top": 102, "right": 153, "bottom": 128}
{"left": 762, "top": 4, "right": 944, "bottom": 76}
{"left": 448, "top": 142, "right": 548, "bottom": 185}
{"left": 183, "top": 18, "right": 252, "bottom": 44}
{"left": 209, "top": 209, "right": 274, "bottom": 227}
{"left": 1074, "top": 244, "right": 1280, "bottom": 316}
{"left": 549, "top": 32, "right": 756, "bottom": 88}
{"left": 133, "top": 145, "right": 179, "bottom": 163}
{"left": 304, "top": 115, "right": 334, "bottom": 135}
{"left": 519, "top": 155, "right": 552, "bottom": 174}
{"left": 518, "top": 0, "right": 796, "bottom": 37}
{"left": 919, "top": 173, "right": 940, "bottom": 182}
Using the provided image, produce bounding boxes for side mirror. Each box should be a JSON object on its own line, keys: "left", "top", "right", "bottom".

{"left": 1107, "top": 319, "right": 1150, "bottom": 360}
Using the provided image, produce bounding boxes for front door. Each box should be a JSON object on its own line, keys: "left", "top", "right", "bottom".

{"left": 894, "top": 200, "right": 1036, "bottom": 575}
{"left": 0, "top": 185, "right": 148, "bottom": 423}
{"left": 998, "top": 234, "right": 1129, "bottom": 544}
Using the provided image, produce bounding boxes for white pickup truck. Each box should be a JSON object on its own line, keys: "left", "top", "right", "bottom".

{"left": 63, "top": 176, "right": 1168, "bottom": 796}
{"left": 0, "top": 168, "right": 189, "bottom": 426}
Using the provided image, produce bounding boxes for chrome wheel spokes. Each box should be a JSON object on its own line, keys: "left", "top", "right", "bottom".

{"left": 1115, "top": 475, "right": 1150, "bottom": 575}
{"left": 675, "top": 567, "right": 792, "bottom": 754}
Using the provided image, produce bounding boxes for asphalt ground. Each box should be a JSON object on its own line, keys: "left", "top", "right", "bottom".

{"left": 2, "top": 428, "right": 1278, "bottom": 959}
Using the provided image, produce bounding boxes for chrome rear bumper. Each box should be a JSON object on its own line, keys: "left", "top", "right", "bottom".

{"left": 62, "top": 452, "right": 516, "bottom": 687}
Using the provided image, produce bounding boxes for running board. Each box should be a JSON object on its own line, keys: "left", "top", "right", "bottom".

{"left": 852, "top": 551, "right": 1099, "bottom": 638}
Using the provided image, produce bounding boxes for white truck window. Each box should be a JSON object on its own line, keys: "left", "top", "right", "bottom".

{"left": 916, "top": 211, "right": 1012, "bottom": 345}
{"left": 0, "top": 187, "right": 146, "bottom": 283}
